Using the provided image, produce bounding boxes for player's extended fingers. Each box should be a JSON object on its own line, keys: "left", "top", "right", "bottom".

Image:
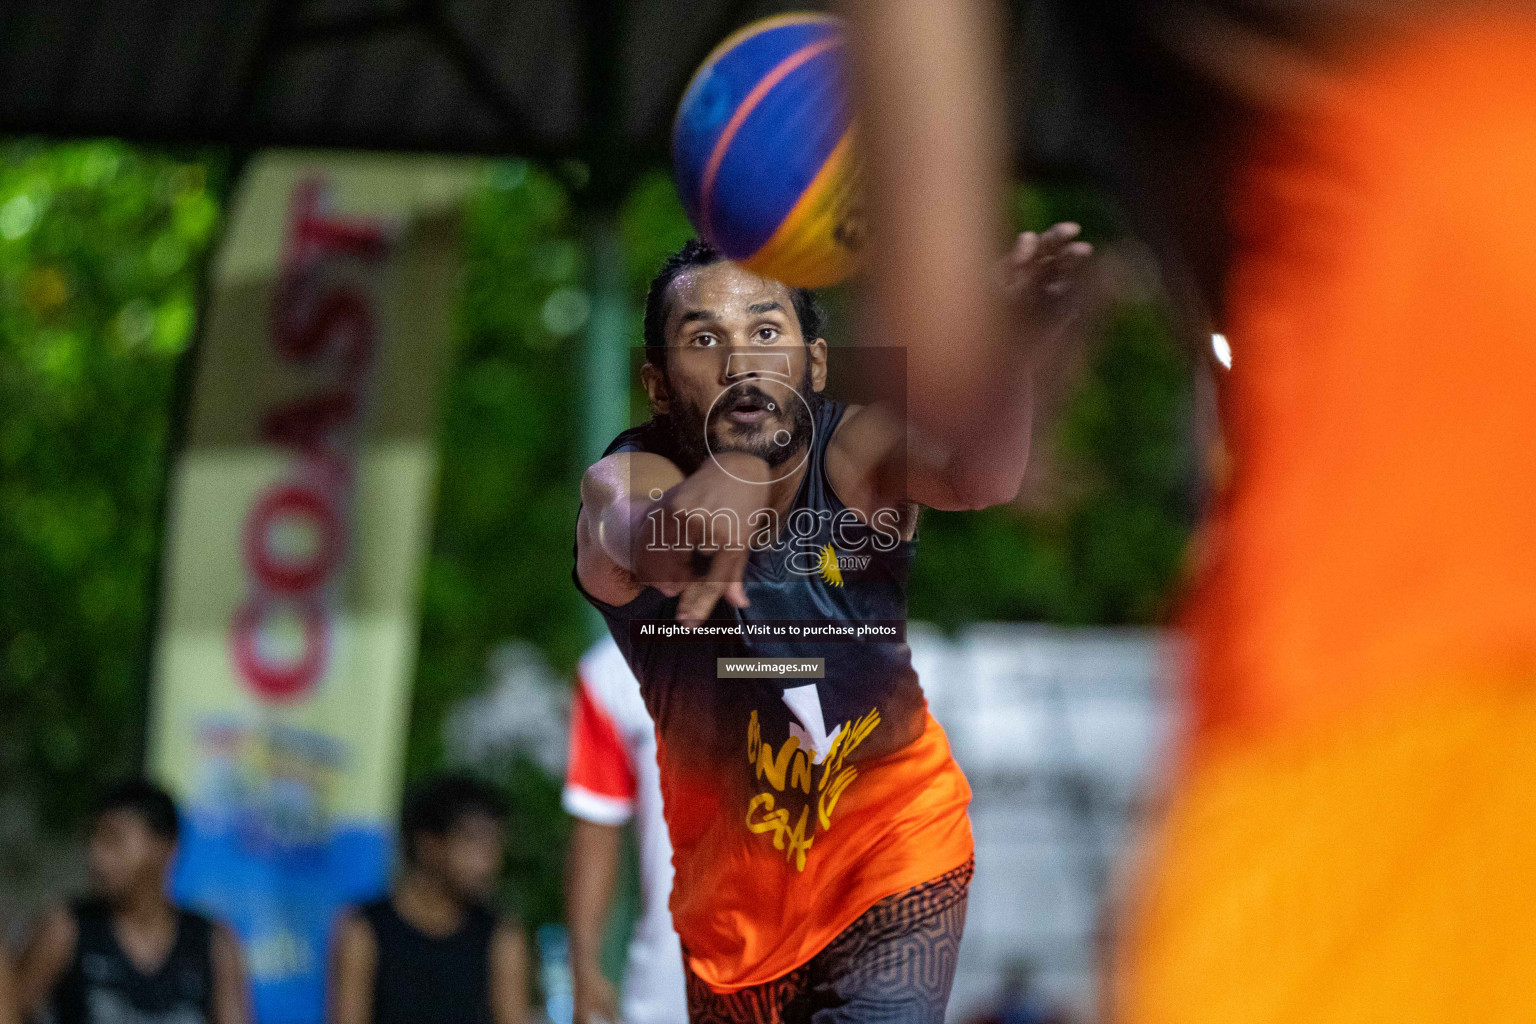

{"left": 677, "top": 581, "right": 743, "bottom": 625}
{"left": 676, "top": 547, "right": 750, "bottom": 625}
{"left": 1011, "top": 230, "right": 1039, "bottom": 264}
{"left": 648, "top": 547, "right": 701, "bottom": 598}
{"left": 709, "top": 545, "right": 751, "bottom": 610}
{"left": 677, "top": 581, "right": 727, "bottom": 626}
{"left": 1007, "top": 227, "right": 1085, "bottom": 297}
{"left": 996, "top": 232, "right": 1037, "bottom": 293}
{"left": 1058, "top": 239, "right": 1094, "bottom": 264}
{"left": 1038, "top": 242, "right": 1096, "bottom": 288}
{"left": 1025, "top": 223, "right": 1081, "bottom": 268}
{"left": 1029, "top": 241, "right": 1095, "bottom": 289}
{"left": 1037, "top": 221, "right": 1082, "bottom": 252}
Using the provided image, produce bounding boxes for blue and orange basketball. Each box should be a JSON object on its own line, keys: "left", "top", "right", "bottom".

{"left": 673, "top": 13, "right": 861, "bottom": 289}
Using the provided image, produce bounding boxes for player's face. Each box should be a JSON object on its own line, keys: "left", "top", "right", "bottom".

{"left": 652, "top": 262, "right": 826, "bottom": 469}
{"left": 88, "top": 810, "right": 172, "bottom": 903}
{"left": 420, "top": 811, "right": 504, "bottom": 903}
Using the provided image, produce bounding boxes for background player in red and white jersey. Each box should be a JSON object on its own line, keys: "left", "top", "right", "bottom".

{"left": 563, "top": 637, "right": 687, "bottom": 1024}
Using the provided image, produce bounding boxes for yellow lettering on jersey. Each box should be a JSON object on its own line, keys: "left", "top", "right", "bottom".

{"left": 746, "top": 792, "right": 789, "bottom": 840}
{"left": 745, "top": 793, "right": 815, "bottom": 870}
{"left": 743, "top": 704, "right": 882, "bottom": 871}
{"left": 819, "top": 765, "right": 859, "bottom": 830}
{"left": 755, "top": 734, "right": 800, "bottom": 792}
{"left": 790, "top": 747, "right": 813, "bottom": 794}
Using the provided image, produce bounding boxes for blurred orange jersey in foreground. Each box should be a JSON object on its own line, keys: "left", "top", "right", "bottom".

{"left": 1120, "top": 11, "right": 1536, "bottom": 1023}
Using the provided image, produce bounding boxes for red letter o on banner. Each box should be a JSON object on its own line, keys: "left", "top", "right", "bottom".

{"left": 230, "top": 594, "right": 329, "bottom": 701}
{"left": 243, "top": 485, "right": 343, "bottom": 595}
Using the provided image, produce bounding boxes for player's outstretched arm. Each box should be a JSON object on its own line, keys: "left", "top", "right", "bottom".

{"left": 830, "top": 227, "right": 1092, "bottom": 514}
{"left": 842, "top": 0, "right": 1099, "bottom": 509}
{"left": 842, "top": 0, "right": 1013, "bottom": 444}
{"left": 578, "top": 449, "right": 772, "bottom": 624}
{"left": 577, "top": 451, "right": 685, "bottom": 608}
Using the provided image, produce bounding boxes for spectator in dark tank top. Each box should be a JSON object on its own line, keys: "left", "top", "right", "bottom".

{"left": 14, "top": 779, "right": 249, "bottom": 1024}
{"left": 329, "top": 775, "right": 528, "bottom": 1024}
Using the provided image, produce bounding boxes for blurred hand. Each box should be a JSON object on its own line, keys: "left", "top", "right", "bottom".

{"left": 998, "top": 223, "right": 1094, "bottom": 346}
{"left": 635, "top": 451, "right": 772, "bottom": 625}
{"left": 572, "top": 966, "right": 620, "bottom": 1024}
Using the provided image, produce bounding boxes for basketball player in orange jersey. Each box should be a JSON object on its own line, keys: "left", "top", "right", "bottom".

{"left": 574, "top": 227, "right": 1087, "bottom": 1021}
{"left": 845, "top": 0, "right": 1536, "bottom": 1021}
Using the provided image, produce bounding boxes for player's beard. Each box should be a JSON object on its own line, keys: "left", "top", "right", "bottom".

{"left": 664, "top": 364, "right": 819, "bottom": 473}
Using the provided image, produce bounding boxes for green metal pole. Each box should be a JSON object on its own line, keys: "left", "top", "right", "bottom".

{"left": 580, "top": 208, "right": 631, "bottom": 650}
{"left": 581, "top": 211, "right": 630, "bottom": 467}
{"left": 576, "top": 204, "right": 642, "bottom": 982}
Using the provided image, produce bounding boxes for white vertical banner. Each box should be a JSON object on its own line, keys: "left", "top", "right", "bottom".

{"left": 148, "top": 152, "right": 479, "bottom": 1024}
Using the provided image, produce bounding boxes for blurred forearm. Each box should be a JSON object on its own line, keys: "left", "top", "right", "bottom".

{"left": 843, "top": 0, "right": 1015, "bottom": 446}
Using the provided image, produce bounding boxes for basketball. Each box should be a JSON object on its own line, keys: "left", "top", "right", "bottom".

{"left": 672, "top": 13, "right": 862, "bottom": 289}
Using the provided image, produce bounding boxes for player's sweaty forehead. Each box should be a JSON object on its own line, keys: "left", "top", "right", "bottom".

{"left": 663, "top": 261, "right": 799, "bottom": 345}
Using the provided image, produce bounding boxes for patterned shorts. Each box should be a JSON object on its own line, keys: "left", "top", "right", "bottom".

{"left": 685, "top": 859, "right": 974, "bottom": 1024}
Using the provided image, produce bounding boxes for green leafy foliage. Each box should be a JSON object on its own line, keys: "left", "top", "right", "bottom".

{"left": 411, "top": 162, "right": 591, "bottom": 778}
{"left": 410, "top": 162, "right": 596, "bottom": 929}
{"left": 0, "top": 140, "right": 222, "bottom": 825}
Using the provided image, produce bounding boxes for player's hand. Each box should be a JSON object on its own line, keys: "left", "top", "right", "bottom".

{"left": 573, "top": 966, "right": 619, "bottom": 1024}
{"left": 637, "top": 451, "right": 770, "bottom": 623}
{"left": 676, "top": 541, "right": 752, "bottom": 627}
{"left": 998, "top": 223, "right": 1094, "bottom": 345}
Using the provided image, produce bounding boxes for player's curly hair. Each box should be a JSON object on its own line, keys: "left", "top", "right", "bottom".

{"left": 642, "top": 239, "right": 824, "bottom": 370}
